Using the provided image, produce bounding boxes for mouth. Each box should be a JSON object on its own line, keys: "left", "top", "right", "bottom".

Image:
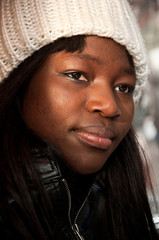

{"left": 73, "top": 126, "right": 115, "bottom": 150}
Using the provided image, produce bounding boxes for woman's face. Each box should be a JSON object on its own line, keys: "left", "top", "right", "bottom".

{"left": 22, "top": 36, "right": 135, "bottom": 174}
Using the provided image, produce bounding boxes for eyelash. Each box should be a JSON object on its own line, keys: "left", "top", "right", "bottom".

{"left": 61, "top": 71, "right": 134, "bottom": 95}
{"left": 114, "top": 84, "right": 134, "bottom": 95}
{"left": 61, "top": 71, "right": 88, "bottom": 83}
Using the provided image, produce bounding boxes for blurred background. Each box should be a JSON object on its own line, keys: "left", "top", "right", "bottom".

{"left": 129, "top": 0, "right": 159, "bottom": 216}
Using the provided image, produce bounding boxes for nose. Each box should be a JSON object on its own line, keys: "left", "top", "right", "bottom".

{"left": 85, "top": 84, "right": 121, "bottom": 118}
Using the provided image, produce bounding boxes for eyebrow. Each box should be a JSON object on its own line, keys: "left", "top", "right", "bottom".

{"left": 73, "top": 53, "right": 135, "bottom": 76}
{"left": 123, "top": 67, "right": 135, "bottom": 76}
{"left": 73, "top": 53, "right": 102, "bottom": 64}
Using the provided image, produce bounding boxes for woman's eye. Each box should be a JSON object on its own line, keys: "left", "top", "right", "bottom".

{"left": 62, "top": 71, "right": 88, "bottom": 82}
{"left": 115, "top": 84, "right": 134, "bottom": 95}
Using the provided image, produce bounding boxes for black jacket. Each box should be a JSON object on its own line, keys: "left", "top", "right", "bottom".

{"left": 1, "top": 146, "right": 159, "bottom": 240}
{"left": 0, "top": 146, "right": 107, "bottom": 240}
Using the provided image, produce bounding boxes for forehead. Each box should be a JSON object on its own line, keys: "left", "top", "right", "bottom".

{"left": 59, "top": 36, "right": 133, "bottom": 68}
{"left": 84, "top": 36, "right": 127, "bottom": 58}
{"left": 46, "top": 36, "right": 135, "bottom": 77}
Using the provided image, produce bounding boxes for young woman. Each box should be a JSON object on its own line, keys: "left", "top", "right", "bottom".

{"left": 0, "top": 0, "right": 158, "bottom": 239}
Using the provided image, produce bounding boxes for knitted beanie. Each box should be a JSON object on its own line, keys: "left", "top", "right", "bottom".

{"left": 0, "top": 0, "right": 148, "bottom": 103}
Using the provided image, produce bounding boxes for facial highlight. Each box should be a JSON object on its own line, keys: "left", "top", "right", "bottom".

{"left": 22, "top": 36, "right": 136, "bottom": 174}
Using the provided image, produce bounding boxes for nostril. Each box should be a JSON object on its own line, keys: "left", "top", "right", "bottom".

{"left": 100, "top": 111, "right": 120, "bottom": 119}
{"left": 85, "top": 98, "right": 121, "bottom": 118}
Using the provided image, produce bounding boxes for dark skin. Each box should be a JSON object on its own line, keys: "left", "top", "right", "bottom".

{"left": 22, "top": 36, "right": 136, "bottom": 174}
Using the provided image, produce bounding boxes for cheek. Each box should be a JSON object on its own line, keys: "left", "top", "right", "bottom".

{"left": 23, "top": 83, "right": 80, "bottom": 141}
{"left": 119, "top": 101, "right": 134, "bottom": 136}
{"left": 125, "top": 101, "right": 134, "bottom": 123}
{"left": 46, "top": 87, "right": 79, "bottom": 126}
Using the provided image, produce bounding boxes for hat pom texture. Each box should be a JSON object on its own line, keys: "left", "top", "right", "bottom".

{"left": 0, "top": 0, "right": 149, "bottom": 103}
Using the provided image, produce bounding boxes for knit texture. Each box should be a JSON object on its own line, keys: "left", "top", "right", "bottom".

{"left": 0, "top": 0, "right": 149, "bottom": 102}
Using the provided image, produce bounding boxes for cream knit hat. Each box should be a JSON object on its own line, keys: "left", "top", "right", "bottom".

{"left": 0, "top": 0, "right": 148, "bottom": 102}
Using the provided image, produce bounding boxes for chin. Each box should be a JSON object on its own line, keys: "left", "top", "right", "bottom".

{"left": 70, "top": 162, "right": 105, "bottom": 175}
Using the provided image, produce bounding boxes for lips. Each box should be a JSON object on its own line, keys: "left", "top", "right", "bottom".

{"left": 74, "top": 126, "right": 115, "bottom": 150}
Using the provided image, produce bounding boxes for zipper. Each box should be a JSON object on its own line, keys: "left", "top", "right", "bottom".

{"left": 73, "top": 188, "right": 91, "bottom": 240}
{"left": 74, "top": 187, "right": 92, "bottom": 224}
{"left": 62, "top": 178, "right": 86, "bottom": 240}
{"left": 73, "top": 223, "right": 85, "bottom": 240}
{"left": 62, "top": 178, "right": 72, "bottom": 226}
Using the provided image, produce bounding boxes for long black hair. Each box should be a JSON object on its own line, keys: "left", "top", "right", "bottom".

{"left": 0, "top": 35, "right": 158, "bottom": 239}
